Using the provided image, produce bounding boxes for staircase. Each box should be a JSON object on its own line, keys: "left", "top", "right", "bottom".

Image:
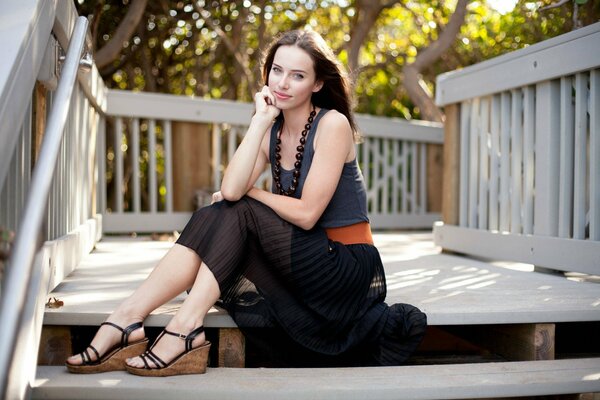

{"left": 34, "top": 232, "right": 600, "bottom": 399}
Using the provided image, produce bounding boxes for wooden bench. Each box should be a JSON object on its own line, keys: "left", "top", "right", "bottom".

{"left": 33, "top": 358, "right": 600, "bottom": 399}
{"left": 41, "top": 233, "right": 600, "bottom": 368}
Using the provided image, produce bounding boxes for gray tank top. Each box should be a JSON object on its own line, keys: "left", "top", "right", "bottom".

{"left": 269, "top": 109, "right": 369, "bottom": 228}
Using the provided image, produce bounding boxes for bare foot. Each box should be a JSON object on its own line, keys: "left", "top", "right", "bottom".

{"left": 126, "top": 321, "right": 205, "bottom": 369}
{"left": 66, "top": 315, "right": 145, "bottom": 365}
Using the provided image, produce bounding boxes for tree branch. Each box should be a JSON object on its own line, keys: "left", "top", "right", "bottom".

{"left": 95, "top": 0, "right": 149, "bottom": 69}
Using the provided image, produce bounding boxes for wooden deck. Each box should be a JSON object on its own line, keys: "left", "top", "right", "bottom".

{"left": 44, "top": 231, "right": 600, "bottom": 328}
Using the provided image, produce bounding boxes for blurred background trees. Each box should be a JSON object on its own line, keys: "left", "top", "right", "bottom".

{"left": 76, "top": 0, "right": 599, "bottom": 121}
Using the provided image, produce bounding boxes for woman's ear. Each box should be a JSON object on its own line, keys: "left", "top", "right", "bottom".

{"left": 313, "top": 80, "right": 324, "bottom": 93}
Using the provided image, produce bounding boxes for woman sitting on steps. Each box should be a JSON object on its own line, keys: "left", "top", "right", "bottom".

{"left": 66, "top": 29, "right": 427, "bottom": 376}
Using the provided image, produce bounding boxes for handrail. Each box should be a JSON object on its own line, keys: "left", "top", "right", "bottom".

{"left": 0, "top": 16, "right": 89, "bottom": 398}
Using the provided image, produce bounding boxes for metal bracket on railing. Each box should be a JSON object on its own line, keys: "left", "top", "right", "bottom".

{"left": 59, "top": 49, "right": 93, "bottom": 73}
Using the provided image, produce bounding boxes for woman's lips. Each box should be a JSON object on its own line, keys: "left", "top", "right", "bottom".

{"left": 274, "top": 91, "right": 291, "bottom": 100}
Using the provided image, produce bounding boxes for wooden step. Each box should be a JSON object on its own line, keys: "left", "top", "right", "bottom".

{"left": 33, "top": 358, "right": 600, "bottom": 400}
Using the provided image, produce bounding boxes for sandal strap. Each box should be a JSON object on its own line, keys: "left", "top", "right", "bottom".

{"left": 143, "top": 350, "right": 167, "bottom": 369}
{"left": 101, "top": 321, "right": 143, "bottom": 347}
{"left": 164, "top": 326, "right": 205, "bottom": 352}
{"left": 88, "top": 345, "right": 101, "bottom": 362}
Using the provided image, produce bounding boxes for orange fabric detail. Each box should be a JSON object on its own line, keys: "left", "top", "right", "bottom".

{"left": 325, "top": 222, "right": 373, "bottom": 245}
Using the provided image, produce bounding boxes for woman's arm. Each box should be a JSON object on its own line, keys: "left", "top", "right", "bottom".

{"left": 247, "top": 111, "right": 353, "bottom": 230}
{"left": 220, "top": 88, "right": 279, "bottom": 201}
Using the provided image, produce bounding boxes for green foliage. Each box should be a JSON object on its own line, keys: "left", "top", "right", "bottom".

{"left": 76, "top": 0, "right": 599, "bottom": 119}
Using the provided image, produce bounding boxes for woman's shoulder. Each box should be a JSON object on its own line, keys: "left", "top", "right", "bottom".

{"left": 317, "top": 109, "right": 352, "bottom": 137}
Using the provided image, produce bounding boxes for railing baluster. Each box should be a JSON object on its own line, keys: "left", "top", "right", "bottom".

{"left": 489, "top": 95, "right": 500, "bottom": 231}
{"left": 499, "top": 92, "right": 511, "bottom": 233}
{"left": 114, "top": 117, "right": 124, "bottom": 213}
{"left": 590, "top": 69, "right": 600, "bottom": 241}
{"left": 382, "top": 139, "right": 389, "bottom": 215}
{"left": 510, "top": 89, "right": 523, "bottom": 234}
{"left": 468, "top": 98, "right": 480, "bottom": 228}
{"left": 534, "top": 80, "right": 560, "bottom": 237}
{"left": 420, "top": 143, "right": 426, "bottom": 214}
{"left": 98, "top": 116, "right": 107, "bottom": 214}
{"left": 522, "top": 86, "right": 535, "bottom": 235}
{"left": 131, "top": 118, "right": 141, "bottom": 213}
{"left": 401, "top": 141, "right": 407, "bottom": 214}
{"left": 391, "top": 140, "right": 399, "bottom": 214}
{"left": 212, "top": 124, "right": 222, "bottom": 191}
{"left": 148, "top": 119, "right": 157, "bottom": 213}
{"left": 558, "top": 77, "right": 574, "bottom": 238}
{"left": 373, "top": 138, "right": 382, "bottom": 214}
{"left": 410, "top": 142, "right": 418, "bottom": 214}
{"left": 228, "top": 126, "right": 237, "bottom": 163}
{"left": 478, "top": 97, "right": 490, "bottom": 230}
{"left": 573, "top": 73, "right": 589, "bottom": 239}
{"left": 459, "top": 101, "right": 470, "bottom": 227}
{"left": 164, "top": 120, "right": 173, "bottom": 213}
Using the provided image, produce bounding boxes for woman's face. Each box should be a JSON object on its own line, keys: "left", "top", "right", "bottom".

{"left": 268, "top": 45, "right": 323, "bottom": 110}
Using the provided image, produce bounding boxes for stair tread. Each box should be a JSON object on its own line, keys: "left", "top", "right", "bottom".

{"left": 33, "top": 358, "right": 600, "bottom": 400}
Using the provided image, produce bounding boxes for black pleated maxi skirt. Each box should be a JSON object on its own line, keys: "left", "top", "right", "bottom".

{"left": 176, "top": 196, "right": 427, "bottom": 367}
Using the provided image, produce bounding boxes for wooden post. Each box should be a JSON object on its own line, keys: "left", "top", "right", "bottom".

{"left": 441, "top": 104, "right": 460, "bottom": 225}
{"left": 37, "top": 326, "right": 72, "bottom": 365}
{"left": 172, "top": 122, "right": 212, "bottom": 211}
{"left": 426, "top": 143, "right": 443, "bottom": 213}
{"left": 33, "top": 83, "right": 47, "bottom": 164}
{"left": 218, "top": 328, "right": 245, "bottom": 368}
{"left": 453, "top": 323, "right": 555, "bottom": 361}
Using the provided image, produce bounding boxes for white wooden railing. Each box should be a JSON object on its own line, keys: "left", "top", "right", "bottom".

{"left": 434, "top": 22, "right": 600, "bottom": 275}
{"left": 0, "top": 1, "right": 105, "bottom": 398}
{"left": 101, "top": 90, "right": 443, "bottom": 233}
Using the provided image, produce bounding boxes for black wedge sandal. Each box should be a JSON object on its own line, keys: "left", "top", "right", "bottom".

{"left": 125, "top": 325, "right": 211, "bottom": 377}
{"left": 66, "top": 321, "right": 148, "bottom": 374}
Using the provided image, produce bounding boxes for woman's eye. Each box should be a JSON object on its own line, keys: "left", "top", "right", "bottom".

{"left": 272, "top": 66, "right": 281, "bottom": 73}
{"left": 293, "top": 73, "right": 304, "bottom": 79}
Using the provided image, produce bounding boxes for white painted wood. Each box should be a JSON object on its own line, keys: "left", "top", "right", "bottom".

{"left": 212, "top": 124, "right": 222, "bottom": 191}
{"left": 419, "top": 143, "right": 426, "bottom": 214}
{"left": 401, "top": 142, "right": 408, "bottom": 213}
{"left": 130, "top": 118, "right": 141, "bottom": 213}
{"left": 227, "top": 126, "right": 237, "bottom": 163}
{"left": 434, "top": 223, "right": 600, "bottom": 276}
{"left": 148, "top": 119, "right": 158, "bottom": 213}
{"left": 114, "top": 118, "right": 124, "bottom": 213}
{"left": 459, "top": 101, "right": 470, "bottom": 227}
{"left": 410, "top": 142, "right": 418, "bottom": 213}
{"left": 373, "top": 138, "right": 382, "bottom": 214}
{"left": 382, "top": 139, "right": 390, "bottom": 214}
{"left": 489, "top": 95, "right": 500, "bottom": 231}
{"left": 499, "top": 92, "right": 511, "bottom": 232}
{"left": 0, "top": 0, "right": 56, "bottom": 191}
{"left": 392, "top": 140, "right": 399, "bottom": 213}
{"left": 522, "top": 86, "right": 535, "bottom": 235}
{"left": 510, "top": 89, "right": 523, "bottom": 234}
{"left": 573, "top": 73, "right": 588, "bottom": 239}
{"left": 107, "top": 90, "right": 443, "bottom": 143}
{"left": 468, "top": 98, "right": 479, "bottom": 228}
{"left": 368, "top": 213, "right": 440, "bottom": 229}
{"left": 435, "top": 22, "right": 600, "bottom": 106}
{"left": 534, "top": 81, "right": 561, "bottom": 236}
{"left": 163, "top": 120, "right": 173, "bottom": 213}
{"left": 478, "top": 97, "right": 490, "bottom": 230}
{"left": 97, "top": 117, "right": 107, "bottom": 215}
{"left": 33, "top": 358, "right": 600, "bottom": 400}
{"left": 103, "top": 212, "right": 193, "bottom": 233}
{"left": 591, "top": 69, "right": 600, "bottom": 241}
{"left": 558, "top": 77, "right": 574, "bottom": 238}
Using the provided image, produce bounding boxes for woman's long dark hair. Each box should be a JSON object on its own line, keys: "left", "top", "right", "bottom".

{"left": 261, "top": 30, "right": 359, "bottom": 140}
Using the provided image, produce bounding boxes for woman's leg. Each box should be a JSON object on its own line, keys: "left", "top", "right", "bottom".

{"left": 125, "top": 261, "right": 220, "bottom": 368}
{"left": 67, "top": 244, "right": 206, "bottom": 365}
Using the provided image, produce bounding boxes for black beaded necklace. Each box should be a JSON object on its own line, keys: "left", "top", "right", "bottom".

{"left": 273, "top": 105, "right": 317, "bottom": 196}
